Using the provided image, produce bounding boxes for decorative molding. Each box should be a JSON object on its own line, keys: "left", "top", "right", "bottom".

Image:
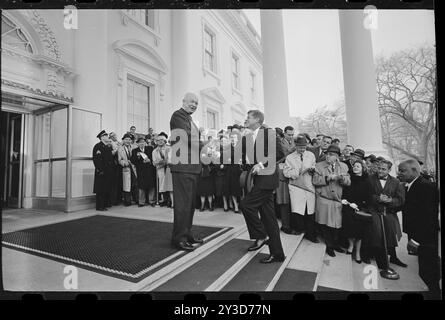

{"left": 120, "top": 10, "right": 162, "bottom": 47}
{"left": 1, "top": 78, "right": 74, "bottom": 103}
{"left": 217, "top": 10, "right": 262, "bottom": 63}
{"left": 200, "top": 87, "right": 226, "bottom": 105}
{"left": 1, "top": 47, "right": 76, "bottom": 77}
{"left": 24, "top": 10, "right": 62, "bottom": 61}
{"left": 112, "top": 39, "right": 168, "bottom": 75}
{"left": 202, "top": 66, "right": 221, "bottom": 86}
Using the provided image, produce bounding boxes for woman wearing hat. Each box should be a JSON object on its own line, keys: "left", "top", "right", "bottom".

{"left": 118, "top": 133, "right": 138, "bottom": 206}
{"left": 283, "top": 135, "right": 318, "bottom": 242}
{"left": 313, "top": 144, "right": 351, "bottom": 257}
{"left": 153, "top": 132, "right": 173, "bottom": 207}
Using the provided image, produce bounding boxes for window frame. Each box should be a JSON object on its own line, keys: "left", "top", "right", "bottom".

{"left": 201, "top": 19, "right": 221, "bottom": 83}
{"left": 126, "top": 77, "right": 151, "bottom": 136}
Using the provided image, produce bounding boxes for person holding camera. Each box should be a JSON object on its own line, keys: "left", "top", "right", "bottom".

{"left": 283, "top": 135, "right": 318, "bottom": 242}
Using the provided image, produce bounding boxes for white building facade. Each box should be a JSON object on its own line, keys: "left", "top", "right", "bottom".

{"left": 1, "top": 9, "right": 264, "bottom": 212}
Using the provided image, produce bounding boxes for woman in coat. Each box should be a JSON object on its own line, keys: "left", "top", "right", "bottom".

{"left": 341, "top": 159, "right": 373, "bottom": 263}
{"left": 152, "top": 132, "right": 173, "bottom": 207}
{"left": 198, "top": 143, "right": 217, "bottom": 211}
{"left": 118, "top": 133, "right": 138, "bottom": 206}
{"left": 223, "top": 127, "right": 243, "bottom": 213}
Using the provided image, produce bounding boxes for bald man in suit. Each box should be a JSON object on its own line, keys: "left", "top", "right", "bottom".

{"left": 170, "top": 93, "right": 205, "bottom": 251}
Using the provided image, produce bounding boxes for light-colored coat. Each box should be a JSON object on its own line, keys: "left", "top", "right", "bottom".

{"left": 283, "top": 151, "right": 316, "bottom": 215}
{"left": 152, "top": 145, "right": 173, "bottom": 192}
{"left": 312, "top": 160, "right": 351, "bottom": 228}
{"left": 118, "top": 144, "right": 136, "bottom": 192}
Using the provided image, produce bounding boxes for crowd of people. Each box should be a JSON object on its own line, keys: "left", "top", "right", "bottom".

{"left": 92, "top": 92, "right": 439, "bottom": 294}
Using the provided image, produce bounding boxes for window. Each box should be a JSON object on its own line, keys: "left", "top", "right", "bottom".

{"left": 204, "top": 28, "right": 216, "bottom": 73}
{"left": 1, "top": 14, "right": 33, "bottom": 54}
{"left": 250, "top": 72, "right": 256, "bottom": 100}
{"left": 232, "top": 53, "right": 240, "bottom": 90}
{"left": 206, "top": 110, "right": 217, "bottom": 130}
{"left": 125, "top": 9, "right": 155, "bottom": 29}
{"left": 127, "top": 78, "right": 150, "bottom": 135}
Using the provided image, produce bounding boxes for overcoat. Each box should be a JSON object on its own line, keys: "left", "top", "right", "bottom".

{"left": 93, "top": 141, "right": 114, "bottom": 194}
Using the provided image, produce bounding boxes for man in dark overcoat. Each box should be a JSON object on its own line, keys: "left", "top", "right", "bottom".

{"left": 93, "top": 130, "right": 114, "bottom": 211}
{"left": 364, "top": 159, "right": 406, "bottom": 271}
{"left": 398, "top": 159, "right": 440, "bottom": 295}
{"left": 131, "top": 137, "right": 156, "bottom": 207}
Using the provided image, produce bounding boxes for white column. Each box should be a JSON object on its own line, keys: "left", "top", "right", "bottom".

{"left": 260, "top": 10, "right": 290, "bottom": 128}
{"left": 338, "top": 10, "right": 385, "bottom": 156}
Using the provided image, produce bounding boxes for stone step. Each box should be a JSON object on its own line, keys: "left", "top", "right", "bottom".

{"left": 316, "top": 249, "right": 354, "bottom": 292}
{"left": 272, "top": 238, "right": 326, "bottom": 291}
{"left": 213, "top": 233, "right": 304, "bottom": 292}
{"left": 137, "top": 223, "right": 246, "bottom": 291}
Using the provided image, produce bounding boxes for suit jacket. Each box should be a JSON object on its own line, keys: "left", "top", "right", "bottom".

{"left": 169, "top": 108, "right": 203, "bottom": 174}
{"left": 365, "top": 174, "right": 405, "bottom": 247}
{"left": 243, "top": 126, "right": 284, "bottom": 190}
{"left": 402, "top": 176, "right": 439, "bottom": 245}
{"left": 308, "top": 146, "right": 326, "bottom": 163}
{"left": 118, "top": 144, "right": 136, "bottom": 192}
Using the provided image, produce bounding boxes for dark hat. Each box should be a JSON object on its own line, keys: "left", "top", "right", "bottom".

{"left": 376, "top": 156, "right": 386, "bottom": 162}
{"left": 294, "top": 135, "right": 307, "bottom": 146}
{"left": 326, "top": 144, "right": 341, "bottom": 155}
{"left": 122, "top": 133, "right": 133, "bottom": 140}
{"left": 145, "top": 134, "right": 152, "bottom": 140}
{"left": 158, "top": 132, "right": 168, "bottom": 139}
{"left": 364, "top": 154, "right": 377, "bottom": 162}
{"left": 97, "top": 130, "right": 108, "bottom": 139}
{"left": 136, "top": 137, "right": 146, "bottom": 143}
{"left": 352, "top": 149, "right": 365, "bottom": 159}
{"left": 417, "top": 159, "right": 424, "bottom": 166}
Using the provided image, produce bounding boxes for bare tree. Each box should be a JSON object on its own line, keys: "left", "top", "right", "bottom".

{"left": 376, "top": 45, "right": 437, "bottom": 169}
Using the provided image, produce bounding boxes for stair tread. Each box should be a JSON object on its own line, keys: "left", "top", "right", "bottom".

{"left": 317, "top": 252, "right": 354, "bottom": 291}
{"left": 287, "top": 239, "right": 326, "bottom": 273}
{"left": 153, "top": 238, "right": 252, "bottom": 291}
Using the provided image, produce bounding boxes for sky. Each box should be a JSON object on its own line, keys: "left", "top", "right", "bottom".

{"left": 243, "top": 9, "right": 436, "bottom": 118}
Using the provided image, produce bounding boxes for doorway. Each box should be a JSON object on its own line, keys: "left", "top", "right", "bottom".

{"left": 1, "top": 111, "right": 24, "bottom": 208}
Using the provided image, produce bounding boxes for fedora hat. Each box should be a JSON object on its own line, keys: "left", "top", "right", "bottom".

{"left": 352, "top": 149, "right": 365, "bottom": 159}
{"left": 294, "top": 135, "right": 307, "bottom": 146}
{"left": 326, "top": 144, "right": 341, "bottom": 155}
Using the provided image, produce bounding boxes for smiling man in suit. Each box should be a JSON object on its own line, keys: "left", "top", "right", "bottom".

{"left": 364, "top": 159, "right": 406, "bottom": 273}
{"left": 169, "top": 92, "right": 205, "bottom": 251}
{"left": 239, "top": 110, "right": 286, "bottom": 264}
{"left": 398, "top": 159, "right": 440, "bottom": 294}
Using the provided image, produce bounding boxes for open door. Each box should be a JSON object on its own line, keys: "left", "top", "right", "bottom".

{"left": 1, "top": 111, "right": 24, "bottom": 208}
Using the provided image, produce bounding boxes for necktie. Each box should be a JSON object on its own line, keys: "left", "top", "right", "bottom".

{"left": 300, "top": 153, "right": 303, "bottom": 162}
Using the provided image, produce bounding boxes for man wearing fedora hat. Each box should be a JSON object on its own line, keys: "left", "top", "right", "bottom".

{"left": 313, "top": 144, "right": 351, "bottom": 257}
{"left": 283, "top": 135, "right": 318, "bottom": 242}
{"left": 93, "top": 130, "right": 114, "bottom": 211}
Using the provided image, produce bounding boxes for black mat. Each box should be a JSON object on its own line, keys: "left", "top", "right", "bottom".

{"left": 2, "top": 215, "right": 228, "bottom": 282}
{"left": 273, "top": 268, "right": 317, "bottom": 291}
{"left": 155, "top": 238, "right": 252, "bottom": 291}
{"left": 221, "top": 253, "right": 284, "bottom": 291}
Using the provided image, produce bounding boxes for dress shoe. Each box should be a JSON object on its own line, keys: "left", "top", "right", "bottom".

{"left": 305, "top": 236, "right": 319, "bottom": 243}
{"left": 390, "top": 257, "right": 408, "bottom": 268}
{"left": 138, "top": 204, "right": 145, "bottom": 207}
{"left": 209, "top": 205, "right": 214, "bottom": 212}
{"left": 234, "top": 210, "right": 240, "bottom": 214}
{"left": 174, "top": 241, "right": 195, "bottom": 251}
{"left": 326, "top": 248, "right": 336, "bottom": 257}
{"left": 333, "top": 246, "right": 346, "bottom": 254}
{"left": 224, "top": 208, "right": 229, "bottom": 212}
{"left": 260, "top": 254, "right": 285, "bottom": 264}
{"left": 362, "top": 258, "right": 371, "bottom": 264}
{"left": 188, "top": 237, "right": 204, "bottom": 244}
{"left": 199, "top": 207, "right": 205, "bottom": 212}
{"left": 280, "top": 226, "right": 296, "bottom": 235}
{"left": 355, "top": 258, "right": 362, "bottom": 264}
{"left": 247, "top": 238, "right": 269, "bottom": 251}
{"left": 346, "top": 250, "right": 353, "bottom": 255}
